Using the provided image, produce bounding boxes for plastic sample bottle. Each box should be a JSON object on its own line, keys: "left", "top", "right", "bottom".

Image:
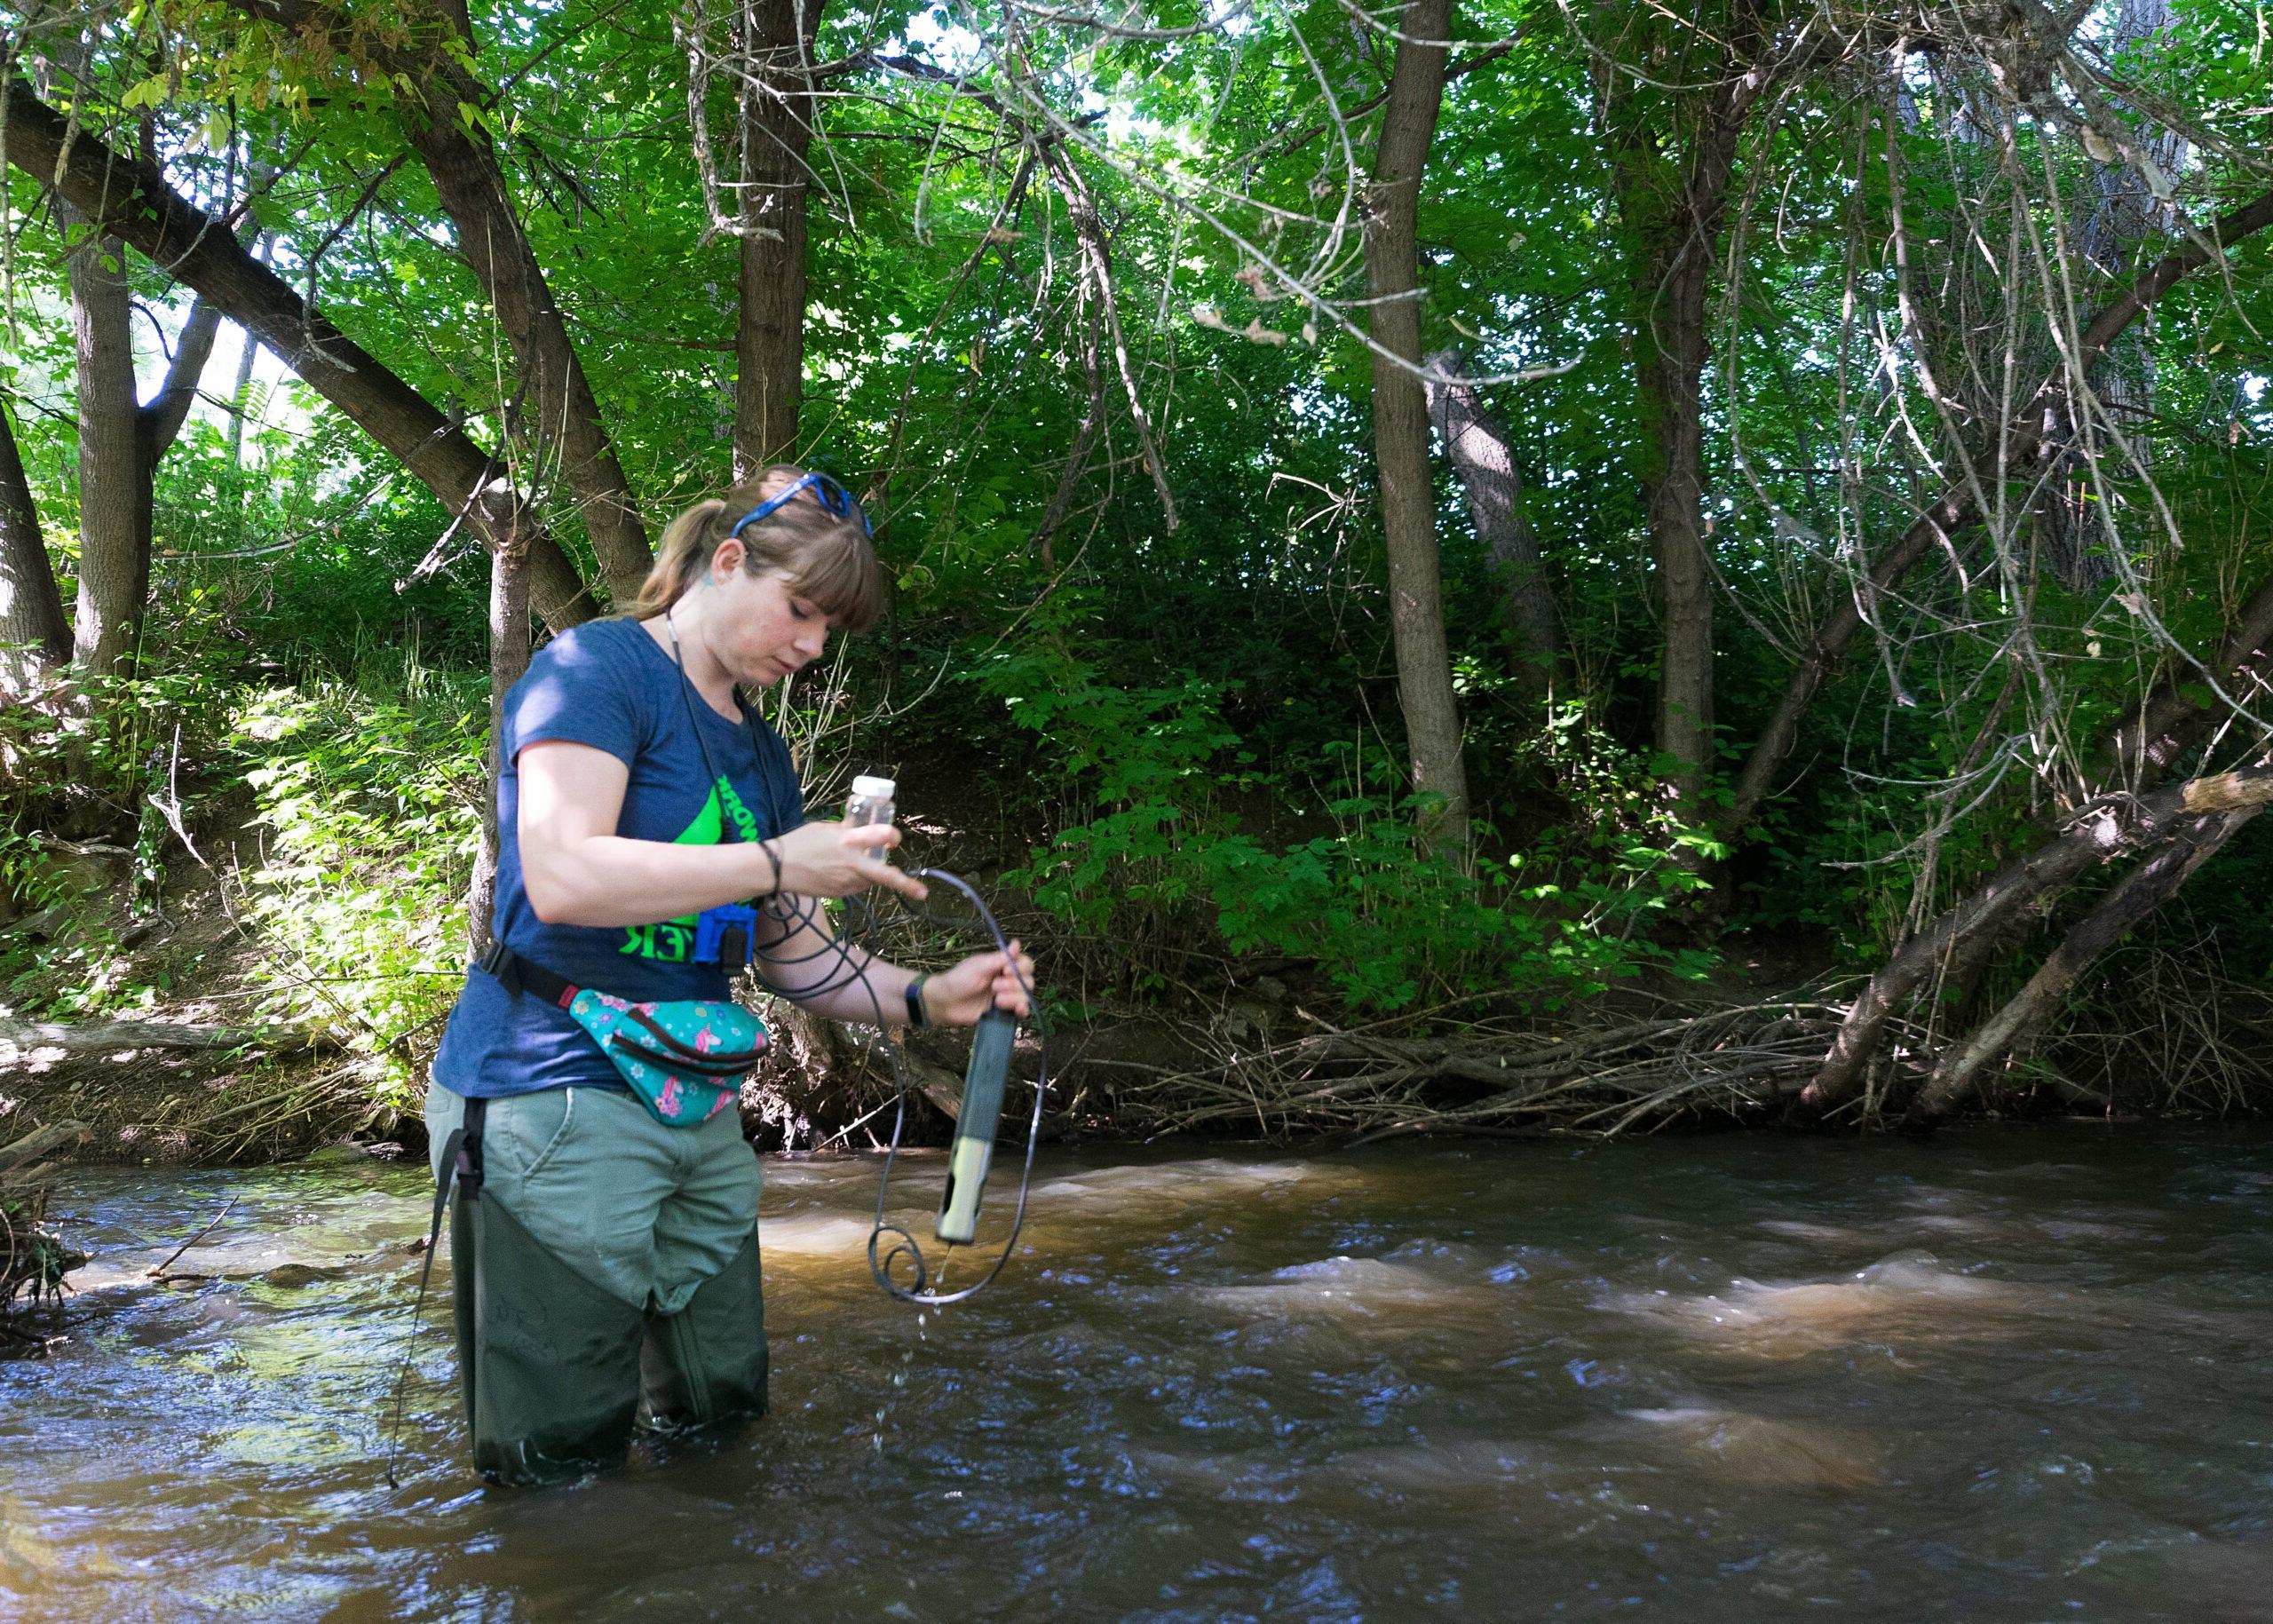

{"left": 844, "top": 773, "right": 897, "bottom": 828}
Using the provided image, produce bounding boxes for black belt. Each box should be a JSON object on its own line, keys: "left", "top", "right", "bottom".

{"left": 472, "top": 941, "right": 635, "bottom": 1092}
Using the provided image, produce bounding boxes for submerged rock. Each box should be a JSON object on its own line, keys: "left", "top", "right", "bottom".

{"left": 299, "top": 1142, "right": 377, "bottom": 1167}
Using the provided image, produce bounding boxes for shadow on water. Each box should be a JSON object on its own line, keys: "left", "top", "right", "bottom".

{"left": 3, "top": 1125, "right": 2271, "bottom": 1620}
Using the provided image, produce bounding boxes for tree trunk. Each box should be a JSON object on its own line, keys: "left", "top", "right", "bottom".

{"left": 470, "top": 522, "right": 532, "bottom": 955}
{"left": 215, "top": 0, "right": 651, "bottom": 601}
{"left": 224, "top": 238, "right": 273, "bottom": 541}
{"left": 128, "top": 297, "right": 226, "bottom": 601}
{"left": 4, "top": 78, "right": 598, "bottom": 634}
{"left": 1801, "top": 767, "right": 2273, "bottom": 1115}
{"left": 392, "top": 2, "right": 650, "bottom": 600}
{"left": 66, "top": 233, "right": 234, "bottom": 684}
{"left": 1364, "top": 0, "right": 1469, "bottom": 846}
{"left": 1032, "top": 298, "right": 1106, "bottom": 573}
{"left": 1633, "top": 260, "right": 1716, "bottom": 807}
{"left": 1905, "top": 804, "right": 2255, "bottom": 1125}
{"left": 1424, "top": 347, "right": 1563, "bottom": 696}
{"left": 226, "top": 318, "right": 261, "bottom": 476}
{"left": 64, "top": 212, "right": 141, "bottom": 679}
{"left": 734, "top": 0, "right": 824, "bottom": 473}
{"left": 1599, "top": 26, "right": 1753, "bottom": 817}
{"left": 2108, "top": 570, "right": 2273, "bottom": 782}
{"left": 145, "top": 299, "right": 226, "bottom": 457}
{"left": 0, "top": 394, "right": 69, "bottom": 689}
{"left": 1041, "top": 144, "right": 1178, "bottom": 529}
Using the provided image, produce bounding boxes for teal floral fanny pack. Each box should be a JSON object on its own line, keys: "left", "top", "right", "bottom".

{"left": 479, "top": 944, "right": 767, "bottom": 1128}
{"left": 562, "top": 989, "right": 765, "bottom": 1126}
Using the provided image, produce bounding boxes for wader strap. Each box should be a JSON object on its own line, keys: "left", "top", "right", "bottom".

{"left": 385, "top": 1097, "right": 487, "bottom": 1488}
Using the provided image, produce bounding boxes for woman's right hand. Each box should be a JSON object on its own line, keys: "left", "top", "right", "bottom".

{"left": 770, "top": 819, "right": 929, "bottom": 901}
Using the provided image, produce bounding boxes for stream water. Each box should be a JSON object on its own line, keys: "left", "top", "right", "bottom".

{"left": 2, "top": 1126, "right": 2269, "bottom": 1620}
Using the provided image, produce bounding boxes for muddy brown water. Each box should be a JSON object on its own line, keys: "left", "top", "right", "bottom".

{"left": 2, "top": 1126, "right": 2269, "bottom": 1620}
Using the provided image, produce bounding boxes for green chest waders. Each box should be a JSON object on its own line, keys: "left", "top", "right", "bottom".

{"left": 448, "top": 1098, "right": 645, "bottom": 1484}
{"left": 424, "top": 1089, "right": 772, "bottom": 1486}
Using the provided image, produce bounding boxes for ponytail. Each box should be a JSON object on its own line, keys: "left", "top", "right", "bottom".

{"left": 623, "top": 498, "right": 731, "bottom": 619}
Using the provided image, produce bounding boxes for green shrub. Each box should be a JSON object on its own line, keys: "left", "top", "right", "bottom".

{"left": 985, "top": 640, "right": 1719, "bottom": 1013}
{"left": 228, "top": 665, "right": 485, "bottom": 1099}
{"left": 0, "top": 659, "right": 239, "bottom": 1018}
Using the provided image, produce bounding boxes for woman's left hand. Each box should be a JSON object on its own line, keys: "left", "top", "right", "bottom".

{"left": 921, "top": 940, "right": 1036, "bottom": 1025}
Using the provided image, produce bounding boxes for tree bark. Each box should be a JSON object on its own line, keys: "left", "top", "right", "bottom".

{"left": 1595, "top": 3, "right": 1795, "bottom": 818}
{"left": 734, "top": 0, "right": 824, "bottom": 473}
{"left": 1723, "top": 178, "right": 2273, "bottom": 840}
{"left": 1364, "top": 0, "right": 1469, "bottom": 846}
{"left": 2107, "top": 570, "right": 2273, "bottom": 782}
{"left": 1041, "top": 144, "right": 1177, "bottom": 528}
{"left": 1424, "top": 346, "right": 1563, "bottom": 696}
{"left": 123, "top": 297, "right": 227, "bottom": 613}
{"left": 67, "top": 216, "right": 233, "bottom": 682}
{"left": 226, "top": 319, "right": 261, "bottom": 475}
{"left": 1629, "top": 249, "right": 1719, "bottom": 807}
{"left": 64, "top": 212, "right": 141, "bottom": 678}
{"left": 218, "top": 0, "right": 653, "bottom": 602}
{"left": 470, "top": 521, "right": 532, "bottom": 955}
{"left": 4, "top": 78, "right": 598, "bottom": 634}
{"left": 1905, "top": 804, "right": 2255, "bottom": 1125}
{"left": 1033, "top": 297, "right": 1106, "bottom": 573}
{"left": 0, "top": 393, "right": 69, "bottom": 687}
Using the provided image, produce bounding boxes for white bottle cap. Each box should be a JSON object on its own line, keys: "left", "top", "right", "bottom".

{"left": 851, "top": 774, "right": 897, "bottom": 799}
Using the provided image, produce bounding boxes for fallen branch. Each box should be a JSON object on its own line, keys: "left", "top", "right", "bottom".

{"left": 147, "top": 1198, "right": 241, "bottom": 1280}
{"left": 0, "top": 1018, "right": 337, "bottom": 1064}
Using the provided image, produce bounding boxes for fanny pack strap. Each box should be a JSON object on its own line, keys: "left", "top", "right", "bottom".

{"left": 478, "top": 939, "right": 581, "bottom": 1009}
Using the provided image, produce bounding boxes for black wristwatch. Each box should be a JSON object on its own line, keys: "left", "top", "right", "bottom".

{"left": 905, "top": 976, "right": 929, "bottom": 1028}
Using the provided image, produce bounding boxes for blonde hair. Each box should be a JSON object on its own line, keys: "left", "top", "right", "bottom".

{"left": 624, "top": 465, "right": 886, "bottom": 630}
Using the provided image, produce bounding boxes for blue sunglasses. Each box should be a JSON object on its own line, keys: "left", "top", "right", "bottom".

{"left": 727, "top": 472, "right": 872, "bottom": 540}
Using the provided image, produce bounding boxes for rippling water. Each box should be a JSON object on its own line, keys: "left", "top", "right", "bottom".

{"left": 4, "top": 1127, "right": 2270, "bottom": 1620}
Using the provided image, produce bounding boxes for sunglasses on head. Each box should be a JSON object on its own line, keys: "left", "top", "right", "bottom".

{"left": 727, "top": 472, "right": 872, "bottom": 540}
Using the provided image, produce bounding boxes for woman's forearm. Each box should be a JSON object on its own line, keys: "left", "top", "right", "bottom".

{"left": 755, "top": 911, "right": 920, "bottom": 1025}
{"left": 790, "top": 959, "right": 920, "bottom": 1026}
{"left": 522, "top": 834, "right": 779, "bottom": 929}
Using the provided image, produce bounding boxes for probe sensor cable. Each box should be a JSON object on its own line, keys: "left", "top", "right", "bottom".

{"left": 862, "top": 867, "right": 1048, "bottom": 1306}
{"left": 745, "top": 866, "right": 1048, "bottom": 1305}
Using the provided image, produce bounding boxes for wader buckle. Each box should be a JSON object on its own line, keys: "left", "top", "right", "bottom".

{"left": 454, "top": 1097, "right": 487, "bottom": 1205}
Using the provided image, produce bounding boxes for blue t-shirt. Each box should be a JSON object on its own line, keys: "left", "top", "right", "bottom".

{"left": 432, "top": 617, "right": 806, "bottom": 1098}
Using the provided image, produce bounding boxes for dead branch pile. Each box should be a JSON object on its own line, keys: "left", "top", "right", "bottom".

{"left": 2041, "top": 947, "right": 2273, "bottom": 1118}
{"left": 1075, "top": 989, "right": 1928, "bottom": 1141}
{"left": 1, "top": 1120, "right": 89, "bottom": 1353}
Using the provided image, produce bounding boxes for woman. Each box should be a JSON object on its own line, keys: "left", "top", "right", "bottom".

{"left": 426, "top": 465, "right": 1034, "bottom": 1485}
